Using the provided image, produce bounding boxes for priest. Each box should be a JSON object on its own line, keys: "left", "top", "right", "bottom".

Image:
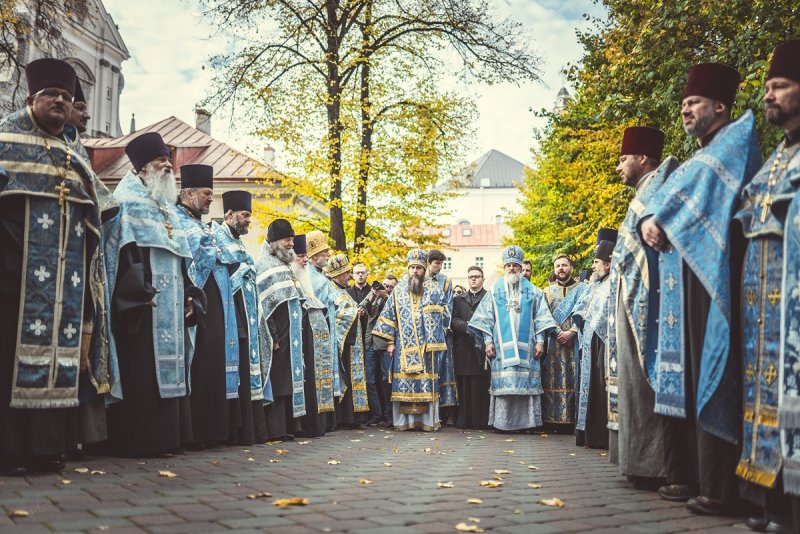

{"left": 0, "top": 59, "right": 114, "bottom": 474}
{"left": 103, "top": 132, "right": 200, "bottom": 457}
{"left": 174, "top": 164, "right": 240, "bottom": 448}
{"left": 213, "top": 190, "right": 268, "bottom": 445}
{"left": 373, "top": 249, "right": 450, "bottom": 431}
{"left": 469, "top": 246, "right": 557, "bottom": 432}
{"left": 255, "top": 220, "right": 306, "bottom": 440}
{"left": 608, "top": 126, "right": 675, "bottom": 488}
{"left": 640, "top": 63, "right": 761, "bottom": 513}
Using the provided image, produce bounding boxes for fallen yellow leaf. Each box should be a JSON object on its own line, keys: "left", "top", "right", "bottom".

{"left": 540, "top": 433, "right": 550, "bottom": 438}
{"left": 478, "top": 480, "right": 503, "bottom": 488}
{"left": 350, "top": 439, "right": 361, "bottom": 442}
{"left": 393, "top": 447, "right": 401, "bottom": 452}
{"left": 266, "top": 440, "right": 283, "bottom": 445}
{"left": 298, "top": 440, "right": 311, "bottom": 445}
{"left": 247, "top": 457, "right": 255, "bottom": 462}
{"left": 243, "top": 449, "right": 251, "bottom": 452}
{"left": 514, "top": 509, "right": 522, "bottom": 514}
{"left": 437, "top": 481, "right": 454, "bottom": 488}
{"left": 269, "top": 459, "right": 280, "bottom": 463}
{"left": 569, "top": 453, "right": 576, "bottom": 457}
{"left": 327, "top": 460, "right": 341, "bottom": 465}
{"left": 467, "top": 498, "right": 483, "bottom": 504}
{"left": 74, "top": 467, "right": 89, "bottom": 474}
{"left": 528, "top": 483, "right": 543, "bottom": 489}
{"left": 504, "top": 438, "right": 516, "bottom": 442}
{"left": 494, "top": 469, "right": 511, "bottom": 474}
{"left": 61, "top": 479, "right": 72, "bottom": 485}
{"left": 276, "top": 449, "right": 288, "bottom": 455}
{"left": 359, "top": 479, "right": 373, "bottom": 485}
{"left": 211, "top": 461, "right": 220, "bottom": 465}
{"left": 383, "top": 462, "right": 392, "bottom": 467}
{"left": 454, "top": 522, "right": 484, "bottom": 532}
{"left": 8, "top": 510, "right": 29, "bottom": 518}
{"left": 467, "top": 517, "right": 481, "bottom": 522}
{"left": 272, "top": 497, "right": 309, "bottom": 507}
{"left": 90, "top": 470, "right": 105, "bottom": 475}
{"left": 158, "top": 470, "right": 178, "bottom": 478}
{"left": 527, "top": 465, "right": 539, "bottom": 470}
{"left": 502, "top": 450, "right": 515, "bottom": 454}
{"left": 247, "top": 492, "right": 273, "bottom": 499}
{"left": 538, "top": 497, "right": 565, "bottom": 508}
{"left": 599, "top": 452, "right": 608, "bottom": 457}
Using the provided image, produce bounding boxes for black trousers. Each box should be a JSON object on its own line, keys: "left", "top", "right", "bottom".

{"left": 661, "top": 265, "right": 738, "bottom": 503}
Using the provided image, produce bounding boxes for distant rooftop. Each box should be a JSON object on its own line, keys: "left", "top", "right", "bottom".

{"left": 435, "top": 149, "right": 527, "bottom": 192}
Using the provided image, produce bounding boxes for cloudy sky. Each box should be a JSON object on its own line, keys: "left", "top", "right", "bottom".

{"left": 104, "top": 0, "right": 606, "bottom": 167}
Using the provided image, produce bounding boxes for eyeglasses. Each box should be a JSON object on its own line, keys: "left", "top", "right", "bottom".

{"left": 33, "top": 88, "right": 75, "bottom": 103}
{"left": 467, "top": 275, "right": 483, "bottom": 279}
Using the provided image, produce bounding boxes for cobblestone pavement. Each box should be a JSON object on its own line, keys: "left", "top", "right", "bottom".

{"left": 1, "top": 428, "right": 750, "bottom": 533}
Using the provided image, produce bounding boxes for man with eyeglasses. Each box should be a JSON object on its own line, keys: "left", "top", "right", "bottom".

{"left": 451, "top": 266, "right": 490, "bottom": 429}
{"left": 0, "top": 58, "right": 115, "bottom": 475}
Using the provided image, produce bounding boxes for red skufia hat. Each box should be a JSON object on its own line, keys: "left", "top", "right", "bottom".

{"left": 620, "top": 126, "right": 665, "bottom": 160}
{"left": 25, "top": 58, "right": 77, "bottom": 97}
{"left": 767, "top": 40, "right": 800, "bottom": 83}
{"left": 682, "top": 63, "right": 740, "bottom": 107}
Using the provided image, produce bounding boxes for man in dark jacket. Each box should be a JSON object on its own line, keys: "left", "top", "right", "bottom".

{"left": 451, "top": 266, "right": 490, "bottom": 429}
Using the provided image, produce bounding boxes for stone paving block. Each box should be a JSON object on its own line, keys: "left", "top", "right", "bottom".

{"left": 218, "top": 515, "right": 294, "bottom": 528}
{"left": 48, "top": 517, "right": 134, "bottom": 531}
{"left": 147, "top": 521, "right": 235, "bottom": 534}
{"left": 93, "top": 505, "right": 165, "bottom": 518}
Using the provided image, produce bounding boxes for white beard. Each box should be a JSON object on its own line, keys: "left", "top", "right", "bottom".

{"left": 504, "top": 272, "right": 521, "bottom": 287}
{"left": 142, "top": 166, "right": 177, "bottom": 204}
{"left": 291, "top": 262, "right": 315, "bottom": 298}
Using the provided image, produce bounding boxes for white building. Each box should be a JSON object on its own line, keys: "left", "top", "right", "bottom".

{"left": 433, "top": 149, "right": 528, "bottom": 288}
{"left": 0, "top": 0, "right": 129, "bottom": 137}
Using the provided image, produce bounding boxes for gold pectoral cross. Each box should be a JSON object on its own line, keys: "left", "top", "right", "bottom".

{"left": 165, "top": 222, "right": 174, "bottom": 238}
{"left": 759, "top": 192, "right": 773, "bottom": 223}
{"left": 55, "top": 181, "right": 70, "bottom": 208}
{"left": 768, "top": 287, "right": 781, "bottom": 306}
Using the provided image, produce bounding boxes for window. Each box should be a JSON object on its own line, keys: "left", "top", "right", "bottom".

{"left": 442, "top": 228, "right": 451, "bottom": 237}
{"left": 496, "top": 214, "right": 503, "bottom": 224}
{"left": 444, "top": 257, "right": 452, "bottom": 270}
{"left": 106, "top": 87, "right": 111, "bottom": 100}
{"left": 475, "top": 256, "right": 484, "bottom": 269}
{"left": 462, "top": 227, "right": 472, "bottom": 237}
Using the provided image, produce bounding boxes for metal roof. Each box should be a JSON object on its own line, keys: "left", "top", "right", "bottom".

{"left": 435, "top": 149, "right": 527, "bottom": 192}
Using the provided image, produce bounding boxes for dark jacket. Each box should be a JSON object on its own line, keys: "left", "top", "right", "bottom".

{"left": 451, "top": 289, "right": 489, "bottom": 376}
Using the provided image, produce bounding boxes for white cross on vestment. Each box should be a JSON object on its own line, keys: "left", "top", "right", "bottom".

{"left": 63, "top": 323, "right": 77, "bottom": 339}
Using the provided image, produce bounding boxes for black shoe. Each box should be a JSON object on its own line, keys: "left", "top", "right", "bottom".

{"left": 26, "top": 459, "right": 66, "bottom": 474}
{"left": 658, "top": 484, "right": 695, "bottom": 502}
{"left": 283, "top": 433, "right": 295, "bottom": 441}
{"left": 686, "top": 496, "right": 728, "bottom": 516}
{"left": 0, "top": 465, "right": 26, "bottom": 477}
{"left": 746, "top": 514, "right": 769, "bottom": 532}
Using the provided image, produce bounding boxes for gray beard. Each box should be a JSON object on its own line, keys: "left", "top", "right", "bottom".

{"left": 409, "top": 274, "right": 423, "bottom": 295}
{"left": 270, "top": 241, "right": 296, "bottom": 264}
{"left": 290, "top": 262, "right": 314, "bottom": 297}
{"left": 142, "top": 167, "right": 177, "bottom": 204}
{"left": 505, "top": 272, "right": 521, "bottom": 287}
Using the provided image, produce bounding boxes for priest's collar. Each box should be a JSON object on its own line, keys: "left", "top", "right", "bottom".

{"left": 333, "top": 280, "right": 347, "bottom": 289}
{"left": 226, "top": 222, "right": 240, "bottom": 239}
{"left": 698, "top": 121, "right": 727, "bottom": 148}
{"left": 786, "top": 125, "right": 800, "bottom": 147}
{"left": 557, "top": 278, "right": 576, "bottom": 288}
{"left": 180, "top": 202, "right": 202, "bottom": 220}
{"left": 598, "top": 273, "right": 610, "bottom": 282}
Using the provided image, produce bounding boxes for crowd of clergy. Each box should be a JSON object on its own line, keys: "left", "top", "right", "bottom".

{"left": 1, "top": 39, "right": 800, "bottom": 531}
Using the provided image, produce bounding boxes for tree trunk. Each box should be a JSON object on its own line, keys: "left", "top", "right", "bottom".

{"left": 353, "top": 1, "right": 373, "bottom": 255}
{"left": 326, "top": 0, "right": 347, "bottom": 252}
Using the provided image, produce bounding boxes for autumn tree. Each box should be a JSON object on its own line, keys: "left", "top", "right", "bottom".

{"left": 202, "top": 0, "right": 541, "bottom": 261}
{"left": 509, "top": 0, "right": 800, "bottom": 285}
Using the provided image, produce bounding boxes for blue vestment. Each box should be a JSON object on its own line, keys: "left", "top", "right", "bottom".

{"left": 102, "top": 171, "right": 192, "bottom": 401}
{"left": 311, "top": 265, "right": 341, "bottom": 397}
{"left": 432, "top": 274, "right": 457, "bottom": 407}
{"left": 644, "top": 112, "right": 761, "bottom": 443}
{"left": 174, "top": 205, "right": 239, "bottom": 398}
{"left": 329, "top": 283, "right": 369, "bottom": 413}
{"left": 573, "top": 277, "right": 611, "bottom": 431}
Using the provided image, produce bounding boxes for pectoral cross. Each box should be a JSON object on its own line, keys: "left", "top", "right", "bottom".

{"left": 55, "top": 181, "right": 70, "bottom": 208}
{"left": 760, "top": 192, "right": 773, "bottom": 223}
{"left": 164, "top": 222, "right": 174, "bottom": 238}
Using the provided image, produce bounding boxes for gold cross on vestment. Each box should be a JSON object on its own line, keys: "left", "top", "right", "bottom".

{"left": 745, "top": 288, "right": 757, "bottom": 306}
{"left": 763, "top": 363, "right": 778, "bottom": 386}
{"left": 768, "top": 287, "right": 781, "bottom": 306}
{"left": 55, "top": 181, "right": 70, "bottom": 208}
{"left": 760, "top": 192, "right": 773, "bottom": 223}
{"left": 164, "top": 222, "right": 174, "bottom": 238}
{"left": 745, "top": 364, "right": 755, "bottom": 383}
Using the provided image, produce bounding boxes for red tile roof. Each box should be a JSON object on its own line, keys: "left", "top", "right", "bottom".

{"left": 441, "top": 223, "right": 502, "bottom": 247}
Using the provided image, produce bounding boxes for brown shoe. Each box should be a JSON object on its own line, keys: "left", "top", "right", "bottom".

{"left": 686, "top": 496, "right": 729, "bottom": 516}
{"left": 658, "top": 484, "right": 696, "bottom": 502}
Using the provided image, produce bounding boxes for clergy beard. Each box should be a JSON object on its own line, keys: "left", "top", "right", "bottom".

{"left": 269, "top": 241, "right": 296, "bottom": 264}
{"left": 232, "top": 220, "right": 249, "bottom": 235}
{"left": 142, "top": 166, "right": 177, "bottom": 203}
{"left": 409, "top": 274, "right": 424, "bottom": 295}
{"left": 683, "top": 106, "right": 717, "bottom": 138}
{"left": 290, "top": 262, "right": 314, "bottom": 297}
{"left": 505, "top": 272, "right": 521, "bottom": 287}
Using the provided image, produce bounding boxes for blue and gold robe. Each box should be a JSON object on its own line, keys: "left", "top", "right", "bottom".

{"left": 432, "top": 273, "right": 457, "bottom": 407}
{"left": 0, "top": 107, "right": 115, "bottom": 408}
{"left": 329, "top": 282, "right": 369, "bottom": 413}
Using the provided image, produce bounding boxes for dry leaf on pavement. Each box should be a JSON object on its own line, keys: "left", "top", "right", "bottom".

{"left": 265, "top": 440, "right": 283, "bottom": 445}
{"left": 61, "top": 479, "right": 71, "bottom": 485}
{"left": 504, "top": 438, "right": 516, "bottom": 442}
{"left": 599, "top": 452, "right": 608, "bottom": 457}
{"left": 454, "top": 522, "right": 484, "bottom": 532}
{"left": 350, "top": 439, "right": 361, "bottom": 442}
{"left": 538, "top": 497, "right": 565, "bottom": 508}
{"left": 467, "top": 517, "right": 481, "bottom": 522}
{"left": 73, "top": 467, "right": 89, "bottom": 474}
{"left": 158, "top": 470, "right": 178, "bottom": 478}
{"left": 540, "top": 433, "right": 550, "bottom": 438}
{"left": 247, "top": 492, "right": 273, "bottom": 499}
{"left": 527, "top": 465, "right": 539, "bottom": 470}
{"left": 467, "top": 498, "right": 483, "bottom": 504}
{"left": 501, "top": 450, "right": 514, "bottom": 454}
{"left": 383, "top": 462, "right": 392, "bottom": 467}
{"left": 359, "top": 479, "right": 373, "bottom": 485}
{"left": 269, "top": 459, "right": 280, "bottom": 463}
{"left": 276, "top": 449, "right": 288, "bottom": 455}
{"left": 327, "top": 460, "right": 341, "bottom": 465}
{"left": 8, "top": 510, "right": 30, "bottom": 518}
{"left": 272, "top": 497, "right": 309, "bottom": 507}
{"left": 494, "top": 469, "right": 511, "bottom": 474}
{"left": 90, "top": 470, "right": 105, "bottom": 475}
{"left": 478, "top": 480, "right": 503, "bottom": 488}
{"left": 528, "top": 483, "right": 543, "bottom": 489}
{"left": 298, "top": 441, "right": 311, "bottom": 445}
{"left": 437, "top": 481, "right": 454, "bottom": 488}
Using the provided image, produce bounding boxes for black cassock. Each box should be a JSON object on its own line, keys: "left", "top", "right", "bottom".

{"left": 106, "top": 243, "right": 197, "bottom": 457}
{"left": 230, "top": 289, "right": 267, "bottom": 445}
{"left": 265, "top": 302, "right": 296, "bottom": 440}
{"left": 335, "top": 319, "right": 366, "bottom": 428}
{"left": 297, "top": 307, "right": 325, "bottom": 438}
{"left": 452, "top": 290, "right": 491, "bottom": 430}
{"left": 581, "top": 334, "right": 609, "bottom": 449}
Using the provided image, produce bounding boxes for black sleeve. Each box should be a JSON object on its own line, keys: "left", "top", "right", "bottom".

{"left": 112, "top": 243, "right": 157, "bottom": 335}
